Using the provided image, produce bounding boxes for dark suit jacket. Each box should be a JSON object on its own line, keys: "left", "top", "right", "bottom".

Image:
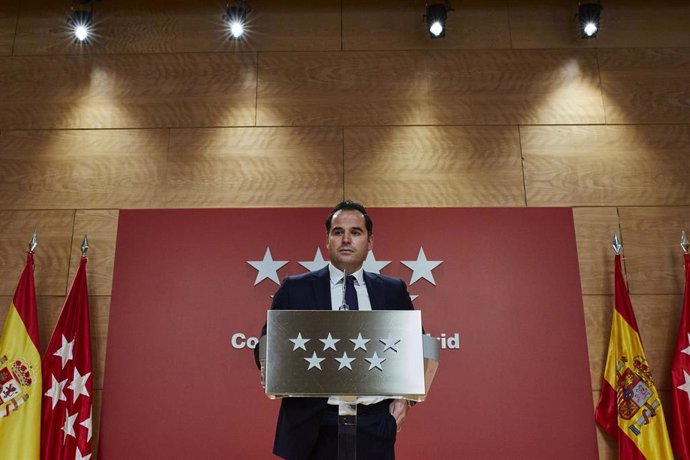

{"left": 255, "top": 266, "right": 415, "bottom": 460}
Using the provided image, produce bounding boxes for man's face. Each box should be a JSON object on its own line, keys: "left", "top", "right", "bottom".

{"left": 326, "top": 210, "right": 373, "bottom": 273}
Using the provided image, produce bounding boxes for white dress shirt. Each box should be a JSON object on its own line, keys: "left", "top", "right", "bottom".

{"left": 328, "top": 263, "right": 371, "bottom": 311}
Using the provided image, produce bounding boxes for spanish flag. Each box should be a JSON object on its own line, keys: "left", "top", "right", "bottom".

{"left": 595, "top": 254, "right": 673, "bottom": 459}
{"left": 0, "top": 253, "right": 42, "bottom": 459}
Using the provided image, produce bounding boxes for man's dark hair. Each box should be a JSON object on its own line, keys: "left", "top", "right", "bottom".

{"left": 325, "top": 200, "right": 373, "bottom": 236}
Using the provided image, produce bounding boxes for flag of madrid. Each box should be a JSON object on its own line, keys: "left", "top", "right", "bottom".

{"left": 41, "top": 257, "right": 93, "bottom": 460}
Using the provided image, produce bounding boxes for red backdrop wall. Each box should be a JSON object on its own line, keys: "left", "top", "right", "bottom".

{"left": 99, "top": 208, "right": 598, "bottom": 459}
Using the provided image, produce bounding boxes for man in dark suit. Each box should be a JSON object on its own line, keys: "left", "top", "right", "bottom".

{"left": 256, "top": 200, "right": 415, "bottom": 460}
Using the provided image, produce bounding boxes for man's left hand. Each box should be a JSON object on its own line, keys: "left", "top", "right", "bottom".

{"left": 389, "top": 399, "right": 409, "bottom": 432}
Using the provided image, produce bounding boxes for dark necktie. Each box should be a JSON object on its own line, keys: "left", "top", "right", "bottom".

{"left": 345, "top": 275, "right": 359, "bottom": 311}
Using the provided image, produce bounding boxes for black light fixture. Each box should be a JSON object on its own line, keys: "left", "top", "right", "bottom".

{"left": 424, "top": 2, "right": 452, "bottom": 39}
{"left": 67, "top": 0, "right": 96, "bottom": 43}
{"left": 577, "top": 2, "right": 602, "bottom": 39}
{"left": 224, "top": 1, "right": 250, "bottom": 41}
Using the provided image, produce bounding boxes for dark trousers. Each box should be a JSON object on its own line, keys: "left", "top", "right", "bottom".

{"left": 307, "top": 400, "right": 397, "bottom": 460}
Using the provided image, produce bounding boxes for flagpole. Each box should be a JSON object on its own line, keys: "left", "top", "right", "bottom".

{"left": 29, "top": 232, "right": 38, "bottom": 253}
{"left": 81, "top": 235, "right": 89, "bottom": 257}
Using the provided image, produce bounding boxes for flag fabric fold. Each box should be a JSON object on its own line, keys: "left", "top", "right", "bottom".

{"left": 595, "top": 254, "right": 673, "bottom": 459}
{"left": 0, "top": 252, "right": 42, "bottom": 459}
{"left": 671, "top": 252, "right": 690, "bottom": 460}
{"left": 41, "top": 257, "right": 93, "bottom": 460}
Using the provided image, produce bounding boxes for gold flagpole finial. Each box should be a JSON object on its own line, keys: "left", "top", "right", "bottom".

{"left": 612, "top": 233, "right": 622, "bottom": 255}
{"left": 81, "top": 234, "right": 89, "bottom": 257}
{"left": 29, "top": 232, "right": 38, "bottom": 253}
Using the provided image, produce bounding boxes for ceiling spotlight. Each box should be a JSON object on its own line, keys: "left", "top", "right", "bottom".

{"left": 424, "top": 2, "right": 452, "bottom": 39}
{"left": 224, "top": 1, "right": 250, "bottom": 41}
{"left": 577, "top": 2, "right": 602, "bottom": 39}
{"left": 68, "top": 0, "right": 96, "bottom": 43}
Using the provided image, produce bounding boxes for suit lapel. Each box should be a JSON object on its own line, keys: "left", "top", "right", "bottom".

{"left": 310, "top": 266, "right": 332, "bottom": 310}
{"left": 364, "top": 272, "right": 385, "bottom": 310}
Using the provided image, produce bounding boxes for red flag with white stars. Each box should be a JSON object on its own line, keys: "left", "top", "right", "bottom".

{"left": 40, "top": 257, "right": 93, "bottom": 460}
{"left": 671, "top": 253, "right": 690, "bottom": 460}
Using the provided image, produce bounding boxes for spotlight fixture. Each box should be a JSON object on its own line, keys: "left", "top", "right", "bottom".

{"left": 577, "top": 2, "right": 602, "bottom": 39}
{"left": 424, "top": 2, "right": 452, "bottom": 39}
{"left": 224, "top": 1, "right": 250, "bottom": 41}
{"left": 68, "top": 0, "right": 97, "bottom": 43}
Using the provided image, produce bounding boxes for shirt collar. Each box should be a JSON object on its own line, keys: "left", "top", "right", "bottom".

{"left": 329, "top": 263, "right": 365, "bottom": 286}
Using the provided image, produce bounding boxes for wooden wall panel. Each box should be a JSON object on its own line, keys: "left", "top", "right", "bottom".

{"left": 0, "top": 210, "right": 74, "bottom": 296}
{"left": 0, "top": 1, "right": 18, "bottom": 56}
{"left": 0, "top": 53, "right": 256, "bottom": 129}
{"left": 88, "top": 296, "right": 110, "bottom": 390}
{"left": 344, "top": 126, "right": 525, "bottom": 206}
{"left": 510, "top": 0, "right": 690, "bottom": 49}
{"left": 631, "top": 295, "right": 683, "bottom": 391}
{"left": 92, "top": 389, "right": 102, "bottom": 457}
{"left": 343, "top": 0, "right": 510, "bottom": 50}
{"left": 583, "top": 295, "right": 613, "bottom": 391}
{"left": 0, "top": 129, "right": 168, "bottom": 209}
{"left": 619, "top": 207, "right": 690, "bottom": 295}
{"left": 573, "top": 208, "right": 620, "bottom": 295}
{"left": 600, "top": 48, "right": 690, "bottom": 124}
{"left": 522, "top": 125, "right": 690, "bottom": 206}
{"left": 14, "top": 0, "right": 341, "bottom": 55}
{"left": 68, "top": 210, "right": 119, "bottom": 296}
{"left": 157, "top": 127, "right": 344, "bottom": 207}
{"left": 257, "top": 49, "right": 603, "bottom": 126}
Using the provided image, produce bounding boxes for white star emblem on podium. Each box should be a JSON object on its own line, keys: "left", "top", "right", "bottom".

{"left": 320, "top": 333, "right": 340, "bottom": 351}
{"left": 305, "top": 352, "right": 325, "bottom": 370}
{"left": 365, "top": 352, "right": 386, "bottom": 371}
{"left": 289, "top": 333, "right": 310, "bottom": 351}
{"left": 350, "top": 333, "right": 370, "bottom": 351}
{"left": 335, "top": 352, "right": 356, "bottom": 370}
{"left": 379, "top": 334, "right": 401, "bottom": 352}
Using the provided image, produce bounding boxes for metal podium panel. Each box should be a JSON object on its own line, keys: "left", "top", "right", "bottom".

{"left": 265, "top": 310, "right": 425, "bottom": 398}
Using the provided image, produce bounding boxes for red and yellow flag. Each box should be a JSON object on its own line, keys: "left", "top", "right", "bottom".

{"left": 0, "top": 252, "right": 42, "bottom": 459}
{"left": 670, "top": 252, "right": 690, "bottom": 460}
{"left": 595, "top": 254, "right": 673, "bottom": 459}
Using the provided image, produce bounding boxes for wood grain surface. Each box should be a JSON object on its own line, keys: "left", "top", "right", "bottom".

{"left": 522, "top": 125, "right": 690, "bottom": 206}
{"left": 573, "top": 207, "right": 620, "bottom": 295}
{"left": 159, "top": 127, "right": 344, "bottom": 207}
{"left": 619, "top": 206, "right": 690, "bottom": 295}
{"left": 68, "top": 210, "right": 119, "bottom": 296}
{"left": 0, "top": 129, "right": 169, "bottom": 209}
{"left": 0, "top": 210, "right": 75, "bottom": 296}
{"left": 510, "top": 0, "right": 690, "bottom": 49}
{"left": 0, "top": 53, "right": 257, "bottom": 129}
{"left": 257, "top": 49, "right": 603, "bottom": 126}
{"left": 343, "top": 0, "right": 510, "bottom": 50}
{"left": 14, "top": 0, "right": 340, "bottom": 55}
{"left": 344, "top": 126, "right": 524, "bottom": 206}
{"left": 600, "top": 48, "right": 690, "bottom": 124}
{"left": 0, "top": 1, "right": 18, "bottom": 56}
